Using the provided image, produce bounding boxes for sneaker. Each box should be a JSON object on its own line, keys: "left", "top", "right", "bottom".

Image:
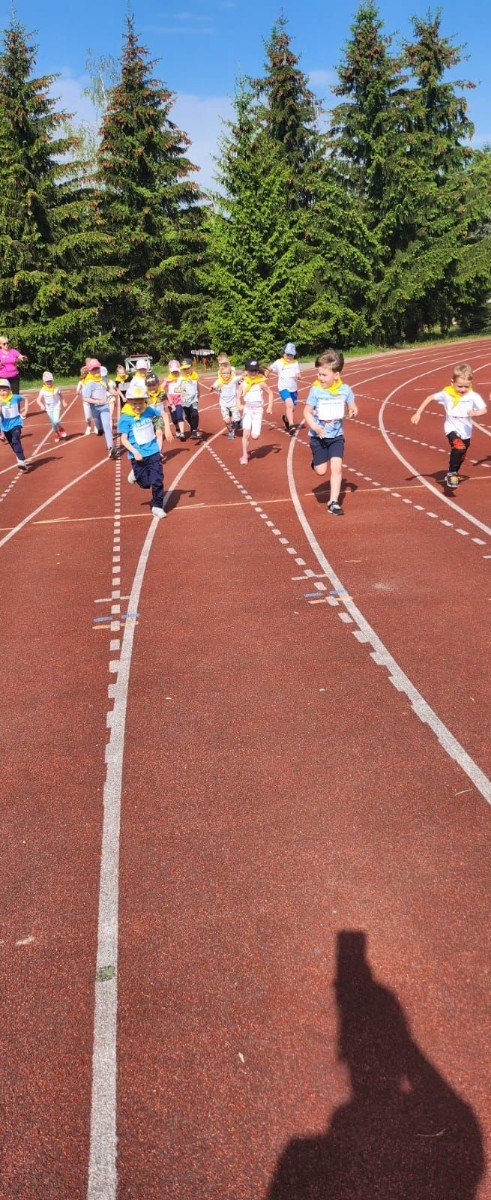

{"left": 128, "top": 468, "right": 136, "bottom": 484}
{"left": 108, "top": 447, "right": 117, "bottom": 460}
{"left": 289, "top": 424, "right": 296, "bottom": 436}
{"left": 327, "top": 500, "right": 344, "bottom": 516}
{"left": 152, "top": 506, "right": 167, "bottom": 519}
{"left": 446, "top": 472, "right": 460, "bottom": 489}
{"left": 178, "top": 433, "right": 186, "bottom": 442}
{"left": 54, "top": 432, "right": 61, "bottom": 442}
{"left": 239, "top": 455, "right": 249, "bottom": 465}
{"left": 16, "top": 459, "right": 28, "bottom": 472}
{"left": 84, "top": 426, "right": 91, "bottom": 436}
{"left": 282, "top": 414, "right": 290, "bottom": 431}
{"left": 227, "top": 430, "right": 235, "bottom": 439}
{"left": 92, "top": 427, "right": 99, "bottom": 435}
{"left": 59, "top": 427, "right": 67, "bottom": 439}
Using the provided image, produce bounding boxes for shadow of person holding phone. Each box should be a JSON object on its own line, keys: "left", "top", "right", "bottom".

{"left": 266, "top": 932, "right": 484, "bottom": 1200}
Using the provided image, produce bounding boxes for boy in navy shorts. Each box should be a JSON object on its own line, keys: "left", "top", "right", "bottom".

{"left": 304, "top": 349, "right": 357, "bottom": 515}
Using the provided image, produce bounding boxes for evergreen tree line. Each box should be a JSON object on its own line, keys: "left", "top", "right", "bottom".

{"left": 0, "top": 5, "right": 490, "bottom": 373}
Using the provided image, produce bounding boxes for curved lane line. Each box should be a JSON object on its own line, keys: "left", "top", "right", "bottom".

{"left": 286, "top": 435, "right": 491, "bottom": 807}
{"left": 87, "top": 429, "right": 223, "bottom": 1200}
{"left": 378, "top": 360, "right": 491, "bottom": 538}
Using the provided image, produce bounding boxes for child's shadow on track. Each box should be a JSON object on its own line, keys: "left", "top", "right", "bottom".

{"left": 312, "top": 481, "right": 358, "bottom": 506}
{"left": 26, "top": 456, "right": 55, "bottom": 472}
{"left": 250, "top": 443, "right": 282, "bottom": 459}
{"left": 160, "top": 487, "right": 196, "bottom": 514}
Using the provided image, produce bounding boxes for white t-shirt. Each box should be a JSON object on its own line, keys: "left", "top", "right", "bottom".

{"left": 214, "top": 372, "right": 241, "bottom": 406}
{"left": 39, "top": 386, "right": 62, "bottom": 410}
{"left": 434, "top": 388, "right": 486, "bottom": 439}
{"left": 270, "top": 358, "right": 300, "bottom": 393}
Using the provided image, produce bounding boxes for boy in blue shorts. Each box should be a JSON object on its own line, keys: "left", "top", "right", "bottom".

{"left": 269, "top": 341, "right": 301, "bottom": 434}
{"left": 304, "top": 349, "right": 357, "bottom": 515}
{"left": 118, "top": 378, "right": 171, "bottom": 519}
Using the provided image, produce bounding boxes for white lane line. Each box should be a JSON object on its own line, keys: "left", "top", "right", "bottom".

{"left": 286, "top": 435, "right": 491, "bottom": 808}
{"left": 378, "top": 360, "right": 491, "bottom": 539}
{"left": 0, "top": 458, "right": 107, "bottom": 550}
{"left": 87, "top": 429, "right": 223, "bottom": 1200}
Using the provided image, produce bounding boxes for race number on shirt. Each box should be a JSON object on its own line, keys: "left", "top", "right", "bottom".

{"left": 132, "top": 419, "right": 155, "bottom": 446}
{"left": 317, "top": 397, "right": 345, "bottom": 422}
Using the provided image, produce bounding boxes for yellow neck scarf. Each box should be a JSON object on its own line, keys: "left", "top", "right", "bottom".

{"left": 43, "top": 385, "right": 55, "bottom": 394}
{"left": 314, "top": 377, "right": 343, "bottom": 393}
{"left": 444, "top": 384, "right": 470, "bottom": 408}
{"left": 281, "top": 356, "right": 297, "bottom": 366}
{"left": 243, "top": 374, "right": 266, "bottom": 394}
{"left": 1, "top": 390, "right": 13, "bottom": 402}
{"left": 217, "top": 371, "right": 234, "bottom": 386}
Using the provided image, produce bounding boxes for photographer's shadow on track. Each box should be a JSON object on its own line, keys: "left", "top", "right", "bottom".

{"left": 265, "top": 931, "right": 484, "bottom": 1200}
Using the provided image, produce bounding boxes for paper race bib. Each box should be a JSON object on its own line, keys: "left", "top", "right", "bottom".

{"left": 1, "top": 401, "right": 19, "bottom": 420}
{"left": 317, "top": 397, "right": 345, "bottom": 422}
{"left": 132, "top": 418, "right": 155, "bottom": 446}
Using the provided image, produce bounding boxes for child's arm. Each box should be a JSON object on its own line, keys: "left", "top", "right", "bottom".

{"left": 304, "top": 403, "right": 324, "bottom": 437}
{"left": 469, "top": 402, "right": 487, "bottom": 418}
{"left": 35, "top": 390, "right": 44, "bottom": 410}
{"left": 21, "top": 396, "right": 29, "bottom": 417}
{"left": 262, "top": 383, "right": 274, "bottom": 414}
{"left": 411, "top": 393, "right": 436, "bottom": 424}
{"left": 120, "top": 432, "right": 142, "bottom": 460}
{"left": 237, "top": 381, "right": 245, "bottom": 412}
{"left": 347, "top": 397, "right": 358, "bottom": 418}
{"left": 162, "top": 411, "right": 174, "bottom": 442}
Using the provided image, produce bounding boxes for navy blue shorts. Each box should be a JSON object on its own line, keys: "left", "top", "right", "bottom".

{"left": 310, "top": 434, "right": 344, "bottom": 467}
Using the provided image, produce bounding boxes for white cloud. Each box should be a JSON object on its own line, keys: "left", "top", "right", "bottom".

{"left": 49, "top": 71, "right": 231, "bottom": 189}
{"left": 308, "top": 69, "right": 337, "bottom": 91}
{"left": 49, "top": 68, "right": 99, "bottom": 128}
{"left": 173, "top": 93, "right": 233, "bottom": 189}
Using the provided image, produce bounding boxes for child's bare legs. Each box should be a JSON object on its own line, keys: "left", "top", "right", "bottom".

{"left": 313, "top": 456, "right": 343, "bottom": 503}
{"left": 284, "top": 398, "right": 294, "bottom": 427}
{"left": 241, "top": 426, "right": 251, "bottom": 462}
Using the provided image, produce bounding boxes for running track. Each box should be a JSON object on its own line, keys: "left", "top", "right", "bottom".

{"left": 1, "top": 339, "right": 490, "bottom": 1199}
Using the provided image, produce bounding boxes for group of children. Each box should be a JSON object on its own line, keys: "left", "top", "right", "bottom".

{"left": 0, "top": 346, "right": 488, "bottom": 518}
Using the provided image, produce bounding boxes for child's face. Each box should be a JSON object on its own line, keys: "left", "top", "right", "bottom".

{"left": 317, "top": 364, "right": 339, "bottom": 387}
{"left": 0, "top": 387, "right": 10, "bottom": 399}
{"left": 284, "top": 353, "right": 295, "bottom": 362}
{"left": 131, "top": 399, "right": 146, "bottom": 413}
{"left": 452, "top": 376, "right": 472, "bottom": 394}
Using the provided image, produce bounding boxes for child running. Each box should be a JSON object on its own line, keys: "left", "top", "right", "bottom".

{"left": 237, "top": 358, "right": 273, "bottom": 465}
{"left": 411, "top": 362, "right": 487, "bottom": 490}
{"left": 165, "top": 360, "right": 186, "bottom": 441}
{"left": 82, "top": 359, "right": 116, "bottom": 459}
{"left": 179, "top": 357, "right": 201, "bottom": 440}
{"left": 36, "top": 371, "right": 67, "bottom": 440}
{"left": 0, "top": 378, "right": 29, "bottom": 470}
{"left": 304, "top": 349, "right": 357, "bottom": 515}
{"left": 118, "top": 378, "right": 168, "bottom": 519}
{"left": 145, "top": 371, "right": 173, "bottom": 454}
{"left": 269, "top": 342, "right": 301, "bottom": 434}
{"left": 212, "top": 354, "right": 242, "bottom": 438}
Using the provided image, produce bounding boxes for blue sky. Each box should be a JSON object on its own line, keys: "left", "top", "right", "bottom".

{"left": 1, "top": 0, "right": 490, "bottom": 187}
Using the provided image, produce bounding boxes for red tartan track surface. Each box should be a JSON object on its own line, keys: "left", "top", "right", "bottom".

{"left": 0, "top": 339, "right": 490, "bottom": 1199}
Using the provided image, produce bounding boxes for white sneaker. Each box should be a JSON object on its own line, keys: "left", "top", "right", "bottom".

{"left": 84, "top": 426, "right": 91, "bottom": 436}
{"left": 128, "top": 468, "right": 136, "bottom": 483}
{"left": 92, "top": 427, "right": 99, "bottom": 435}
{"left": 16, "top": 459, "right": 29, "bottom": 472}
{"left": 152, "top": 506, "right": 166, "bottom": 519}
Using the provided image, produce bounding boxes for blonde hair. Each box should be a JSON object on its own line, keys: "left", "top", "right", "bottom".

{"left": 452, "top": 362, "right": 473, "bottom": 381}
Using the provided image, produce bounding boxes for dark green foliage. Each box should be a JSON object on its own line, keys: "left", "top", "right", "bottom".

{"left": 0, "top": 19, "right": 113, "bottom": 372}
{"left": 95, "top": 16, "right": 206, "bottom": 359}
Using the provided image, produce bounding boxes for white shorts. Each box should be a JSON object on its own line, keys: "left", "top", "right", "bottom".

{"left": 242, "top": 406, "right": 263, "bottom": 438}
{"left": 219, "top": 400, "right": 240, "bottom": 422}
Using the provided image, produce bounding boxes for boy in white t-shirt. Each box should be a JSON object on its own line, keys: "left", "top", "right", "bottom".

{"left": 237, "top": 357, "right": 273, "bottom": 465}
{"left": 269, "top": 341, "right": 301, "bottom": 435}
{"left": 411, "top": 362, "right": 487, "bottom": 489}
{"left": 211, "top": 354, "right": 242, "bottom": 438}
{"left": 35, "top": 371, "right": 67, "bottom": 441}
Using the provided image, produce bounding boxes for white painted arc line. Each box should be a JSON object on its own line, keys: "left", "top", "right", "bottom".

{"left": 0, "top": 457, "right": 106, "bottom": 550}
{"left": 286, "top": 434, "right": 491, "bottom": 807}
{"left": 378, "top": 359, "right": 491, "bottom": 539}
{"left": 87, "top": 428, "right": 224, "bottom": 1200}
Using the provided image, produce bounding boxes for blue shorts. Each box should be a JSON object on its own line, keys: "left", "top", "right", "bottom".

{"left": 279, "top": 389, "right": 297, "bottom": 406}
{"left": 310, "top": 434, "right": 344, "bottom": 467}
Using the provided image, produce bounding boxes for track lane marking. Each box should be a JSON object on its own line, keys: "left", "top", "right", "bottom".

{"left": 286, "top": 435, "right": 491, "bottom": 807}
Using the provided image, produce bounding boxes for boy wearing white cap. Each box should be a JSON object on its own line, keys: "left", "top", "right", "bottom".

{"left": 0, "top": 378, "right": 29, "bottom": 470}
{"left": 118, "top": 378, "right": 166, "bottom": 518}
{"left": 269, "top": 342, "right": 301, "bottom": 434}
{"left": 36, "top": 371, "right": 67, "bottom": 441}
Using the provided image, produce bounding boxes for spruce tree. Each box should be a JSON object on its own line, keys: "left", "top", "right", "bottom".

{"left": 252, "top": 15, "right": 321, "bottom": 188}
{"left": 0, "top": 18, "right": 112, "bottom": 371}
{"left": 95, "top": 16, "right": 205, "bottom": 358}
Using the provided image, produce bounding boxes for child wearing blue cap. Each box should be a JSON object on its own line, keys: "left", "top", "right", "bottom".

{"left": 269, "top": 342, "right": 301, "bottom": 434}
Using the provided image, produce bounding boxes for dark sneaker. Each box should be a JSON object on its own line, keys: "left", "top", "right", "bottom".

{"left": 108, "top": 447, "right": 117, "bottom": 460}
{"left": 327, "top": 500, "right": 344, "bottom": 516}
{"left": 282, "top": 414, "right": 290, "bottom": 431}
